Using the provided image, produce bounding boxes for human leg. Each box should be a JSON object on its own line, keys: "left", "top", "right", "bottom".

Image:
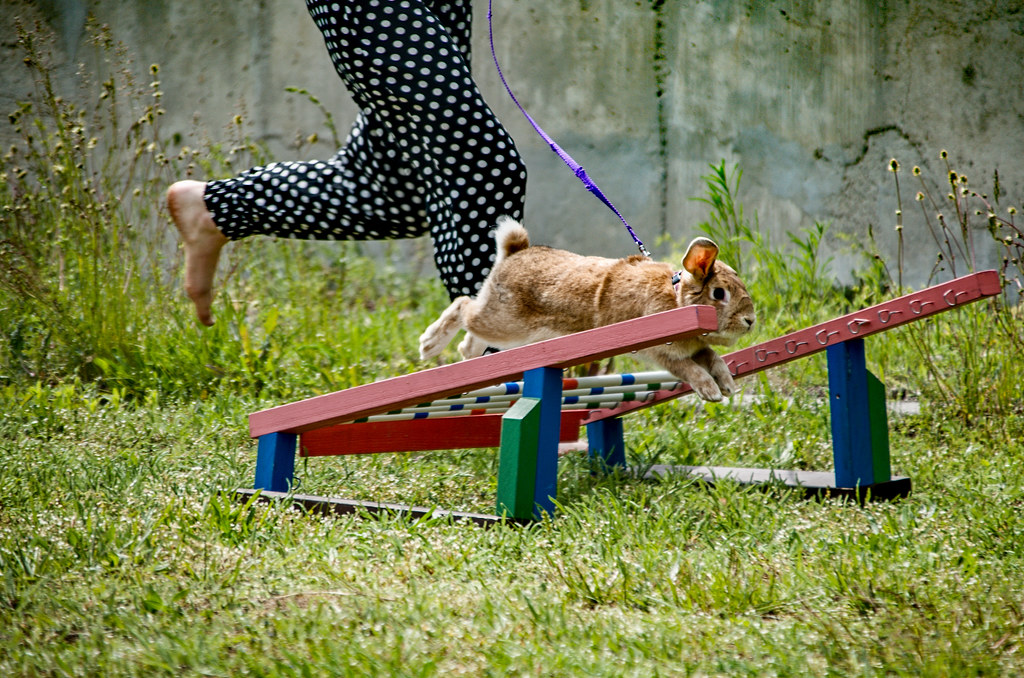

{"left": 305, "top": 0, "right": 527, "bottom": 297}
{"left": 171, "top": 0, "right": 526, "bottom": 324}
{"left": 166, "top": 180, "right": 228, "bottom": 326}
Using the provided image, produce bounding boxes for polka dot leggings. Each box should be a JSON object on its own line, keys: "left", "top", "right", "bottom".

{"left": 203, "top": 0, "right": 527, "bottom": 299}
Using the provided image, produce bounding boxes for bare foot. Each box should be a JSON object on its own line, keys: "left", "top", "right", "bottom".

{"left": 166, "top": 180, "right": 228, "bottom": 326}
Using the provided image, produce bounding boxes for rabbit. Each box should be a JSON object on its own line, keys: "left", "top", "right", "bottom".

{"left": 418, "top": 217, "right": 756, "bottom": 401}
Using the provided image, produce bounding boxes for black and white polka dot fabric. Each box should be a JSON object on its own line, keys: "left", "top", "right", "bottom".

{"left": 203, "top": 0, "right": 527, "bottom": 299}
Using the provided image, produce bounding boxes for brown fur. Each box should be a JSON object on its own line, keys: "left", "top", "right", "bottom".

{"left": 419, "top": 217, "right": 756, "bottom": 401}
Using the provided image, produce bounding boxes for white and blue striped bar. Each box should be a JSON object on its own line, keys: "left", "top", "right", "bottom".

{"left": 355, "top": 390, "right": 661, "bottom": 423}
{"left": 402, "top": 379, "right": 682, "bottom": 411}
{"left": 431, "top": 370, "right": 676, "bottom": 401}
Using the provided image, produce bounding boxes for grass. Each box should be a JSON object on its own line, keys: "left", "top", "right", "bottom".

{"left": 2, "top": 20, "right": 1024, "bottom": 677}
{"left": 2, "top": 391, "right": 1022, "bottom": 675}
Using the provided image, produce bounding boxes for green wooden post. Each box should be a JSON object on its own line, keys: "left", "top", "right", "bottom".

{"left": 866, "top": 371, "right": 891, "bottom": 483}
{"left": 495, "top": 397, "right": 541, "bottom": 520}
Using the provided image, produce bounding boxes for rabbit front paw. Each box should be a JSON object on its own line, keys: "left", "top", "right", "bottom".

{"left": 715, "top": 371, "right": 737, "bottom": 398}
{"left": 693, "top": 347, "right": 736, "bottom": 399}
{"left": 690, "top": 373, "right": 724, "bottom": 402}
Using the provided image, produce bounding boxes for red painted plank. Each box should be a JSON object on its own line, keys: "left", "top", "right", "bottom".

{"left": 583, "top": 270, "right": 1002, "bottom": 423}
{"left": 250, "top": 304, "right": 719, "bottom": 437}
{"left": 299, "top": 410, "right": 589, "bottom": 456}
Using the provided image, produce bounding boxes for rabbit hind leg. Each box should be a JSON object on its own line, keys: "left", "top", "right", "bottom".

{"left": 418, "top": 296, "right": 474, "bottom": 360}
{"left": 456, "top": 332, "right": 490, "bottom": 359}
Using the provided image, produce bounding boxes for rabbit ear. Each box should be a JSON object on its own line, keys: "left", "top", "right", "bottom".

{"left": 681, "top": 237, "right": 719, "bottom": 282}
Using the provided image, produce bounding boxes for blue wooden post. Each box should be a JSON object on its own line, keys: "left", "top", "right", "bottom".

{"left": 522, "top": 366, "right": 563, "bottom": 518}
{"left": 587, "top": 417, "right": 626, "bottom": 471}
{"left": 826, "top": 339, "right": 889, "bottom": 488}
{"left": 254, "top": 432, "right": 297, "bottom": 493}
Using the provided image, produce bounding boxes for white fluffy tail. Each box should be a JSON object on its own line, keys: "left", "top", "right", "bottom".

{"left": 493, "top": 217, "right": 530, "bottom": 266}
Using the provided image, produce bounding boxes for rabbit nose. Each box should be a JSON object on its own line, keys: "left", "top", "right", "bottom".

{"left": 743, "top": 316, "right": 755, "bottom": 328}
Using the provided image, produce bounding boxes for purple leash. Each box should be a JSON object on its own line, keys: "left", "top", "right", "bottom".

{"left": 487, "top": 0, "right": 652, "bottom": 259}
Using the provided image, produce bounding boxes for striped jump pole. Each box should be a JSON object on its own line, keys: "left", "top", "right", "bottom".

{"left": 352, "top": 391, "right": 664, "bottom": 423}
{"left": 426, "top": 370, "right": 678, "bottom": 403}
{"left": 398, "top": 371, "right": 681, "bottom": 409}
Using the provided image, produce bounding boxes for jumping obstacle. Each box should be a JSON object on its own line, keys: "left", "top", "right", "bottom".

{"left": 238, "top": 270, "right": 1002, "bottom": 522}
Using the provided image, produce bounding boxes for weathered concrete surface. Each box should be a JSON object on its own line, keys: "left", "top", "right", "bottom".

{"left": 3, "top": 0, "right": 1022, "bottom": 285}
{"left": 2, "top": 0, "right": 357, "bottom": 155}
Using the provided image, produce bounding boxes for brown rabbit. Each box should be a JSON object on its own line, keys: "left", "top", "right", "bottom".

{"left": 418, "top": 217, "right": 756, "bottom": 401}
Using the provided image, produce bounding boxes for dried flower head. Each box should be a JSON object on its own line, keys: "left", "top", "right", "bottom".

{"left": 912, "top": 166, "right": 922, "bottom": 176}
{"left": 889, "top": 158, "right": 900, "bottom": 172}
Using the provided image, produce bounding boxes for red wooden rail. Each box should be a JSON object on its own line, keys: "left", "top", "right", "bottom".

{"left": 300, "top": 411, "right": 591, "bottom": 457}
{"left": 582, "top": 269, "right": 1002, "bottom": 423}
{"left": 249, "top": 304, "right": 719, "bottom": 437}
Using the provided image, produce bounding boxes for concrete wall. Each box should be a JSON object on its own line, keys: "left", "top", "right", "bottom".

{"left": 4, "top": 0, "right": 1023, "bottom": 285}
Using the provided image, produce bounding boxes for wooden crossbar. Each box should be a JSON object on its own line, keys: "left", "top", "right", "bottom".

{"left": 582, "top": 269, "right": 1002, "bottom": 423}
{"left": 249, "top": 304, "right": 718, "bottom": 437}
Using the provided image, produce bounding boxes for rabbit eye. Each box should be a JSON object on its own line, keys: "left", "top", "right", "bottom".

{"left": 712, "top": 287, "right": 728, "bottom": 302}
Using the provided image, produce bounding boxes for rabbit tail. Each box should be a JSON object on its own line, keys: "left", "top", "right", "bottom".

{"left": 493, "top": 217, "right": 531, "bottom": 266}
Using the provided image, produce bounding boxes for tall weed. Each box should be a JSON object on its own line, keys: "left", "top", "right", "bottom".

{"left": 866, "top": 155, "right": 1023, "bottom": 419}
{"left": 686, "top": 159, "right": 1021, "bottom": 419}
{"left": 0, "top": 20, "right": 441, "bottom": 403}
{"left": 689, "top": 162, "right": 843, "bottom": 332}
{"left": 0, "top": 20, "right": 222, "bottom": 389}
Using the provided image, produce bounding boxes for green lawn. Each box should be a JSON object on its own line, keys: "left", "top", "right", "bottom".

{"left": 2, "top": 319, "right": 1022, "bottom": 676}
{"left": 2, "top": 24, "right": 1022, "bottom": 673}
